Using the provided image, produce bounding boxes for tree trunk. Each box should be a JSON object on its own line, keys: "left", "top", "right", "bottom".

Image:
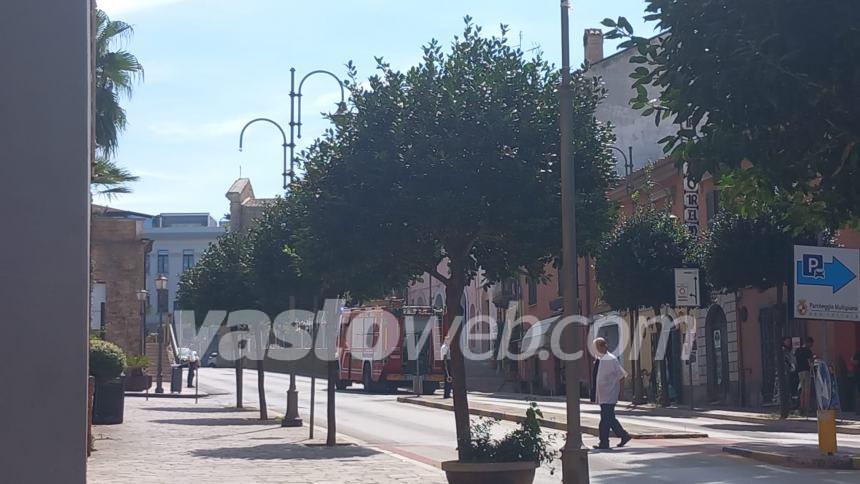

{"left": 444, "top": 262, "right": 471, "bottom": 462}
{"left": 655, "top": 306, "right": 670, "bottom": 407}
{"left": 776, "top": 282, "right": 790, "bottom": 419}
{"left": 256, "top": 359, "right": 267, "bottom": 420}
{"left": 236, "top": 357, "right": 244, "bottom": 409}
{"left": 327, "top": 360, "right": 337, "bottom": 446}
{"left": 629, "top": 307, "right": 639, "bottom": 404}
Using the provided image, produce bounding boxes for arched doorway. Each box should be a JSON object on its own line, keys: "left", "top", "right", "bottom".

{"left": 705, "top": 305, "right": 730, "bottom": 403}
{"left": 433, "top": 294, "right": 444, "bottom": 309}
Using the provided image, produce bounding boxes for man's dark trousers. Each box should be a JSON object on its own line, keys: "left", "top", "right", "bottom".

{"left": 599, "top": 404, "right": 629, "bottom": 446}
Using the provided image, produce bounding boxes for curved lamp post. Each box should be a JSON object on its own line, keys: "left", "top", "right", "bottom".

{"left": 239, "top": 118, "right": 289, "bottom": 190}
{"left": 239, "top": 68, "right": 347, "bottom": 194}
{"left": 237, "top": 68, "right": 347, "bottom": 430}
{"left": 608, "top": 145, "right": 634, "bottom": 194}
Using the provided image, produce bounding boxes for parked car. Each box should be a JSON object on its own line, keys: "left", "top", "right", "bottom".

{"left": 204, "top": 351, "right": 219, "bottom": 368}
{"left": 177, "top": 347, "right": 193, "bottom": 365}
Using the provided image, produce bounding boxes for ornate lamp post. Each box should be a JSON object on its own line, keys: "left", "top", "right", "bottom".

{"left": 238, "top": 68, "right": 348, "bottom": 428}
{"left": 608, "top": 145, "right": 634, "bottom": 193}
{"left": 136, "top": 289, "right": 148, "bottom": 356}
{"left": 239, "top": 68, "right": 347, "bottom": 192}
{"left": 154, "top": 275, "right": 168, "bottom": 394}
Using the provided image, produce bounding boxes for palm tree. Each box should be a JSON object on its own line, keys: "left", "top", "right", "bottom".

{"left": 92, "top": 156, "right": 140, "bottom": 199}
{"left": 95, "top": 9, "right": 143, "bottom": 157}
{"left": 92, "top": 9, "right": 143, "bottom": 196}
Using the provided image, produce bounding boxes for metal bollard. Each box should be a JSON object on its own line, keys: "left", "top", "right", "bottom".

{"left": 817, "top": 409, "right": 837, "bottom": 455}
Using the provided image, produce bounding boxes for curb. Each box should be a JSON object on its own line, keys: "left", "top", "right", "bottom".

{"left": 469, "top": 392, "right": 860, "bottom": 435}
{"left": 125, "top": 391, "right": 209, "bottom": 399}
{"left": 397, "top": 397, "right": 708, "bottom": 439}
{"left": 723, "top": 446, "right": 860, "bottom": 470}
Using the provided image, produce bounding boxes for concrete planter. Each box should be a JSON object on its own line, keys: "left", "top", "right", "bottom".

{"left": 92, "top": 377, "right": 125, "bottom": 425}
{"left": 440, "top": 460, "right": 537, "bottom": 484}
{"left": 124, "top": 373, "right": 152, "bottom": 392}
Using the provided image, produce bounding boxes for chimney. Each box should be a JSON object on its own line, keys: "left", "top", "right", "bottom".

{"left": 583, "top": 28, "right": 604, "bottom": 65}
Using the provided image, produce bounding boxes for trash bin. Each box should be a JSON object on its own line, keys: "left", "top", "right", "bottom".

{"left": 818, "top": 409, "right": 837, "bottom": 455}
{"left": 170, "top": 365, "right": 183, "bottom": 393}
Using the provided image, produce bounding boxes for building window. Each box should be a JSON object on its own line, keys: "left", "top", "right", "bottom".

{"left": 157, "top": 250, "right": 169, "bottom": 274}
{"left": 182, "top": 250, "right": 194, "bottom": 270}
{"left": 528, "top": 279, "right": 538, "bottom": 306}
{"left": 706, "top": 190, "right": 720, "bottom": 227}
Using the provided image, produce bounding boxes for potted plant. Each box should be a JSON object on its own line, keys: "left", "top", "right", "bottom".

{"left": 441, "top": 403, "right": 557, "bottom": 484}
{"left": 124, "top": 355, "right": 151, "bottom": 392}
{"left": 90, "top": 338, "right": 127, "bottom": 425}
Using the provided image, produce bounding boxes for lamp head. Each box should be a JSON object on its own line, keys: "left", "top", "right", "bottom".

{"left": 155, "top": 274, "right": 168, "bottom": 291}
{"left": 331, "top": 102, "right": 350, "bottom": 124}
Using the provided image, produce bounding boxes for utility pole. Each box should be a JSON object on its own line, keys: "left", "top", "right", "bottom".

{"left": 559, "top": 1, "right": 590, "bottom": 483}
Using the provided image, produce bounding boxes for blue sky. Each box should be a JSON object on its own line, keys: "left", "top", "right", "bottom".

{"left": 99, "top": 0, "right": 655, "bottom": 218}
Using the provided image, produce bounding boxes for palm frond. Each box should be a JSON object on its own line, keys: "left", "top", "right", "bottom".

{"left": 92, "top": 156, "right": 139, "bottom": 199}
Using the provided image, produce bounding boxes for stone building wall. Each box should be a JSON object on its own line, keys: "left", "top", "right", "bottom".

{"left": 91, "top": 216, "right": 151, "bottom": 356}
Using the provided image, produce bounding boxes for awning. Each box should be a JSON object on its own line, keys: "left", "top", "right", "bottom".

{"left": 520, "top": 316, "right": 559, "bottom": 352}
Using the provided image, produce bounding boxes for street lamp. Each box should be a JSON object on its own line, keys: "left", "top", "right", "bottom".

{"left": 154, "top": 274, "right": 168, "bottom": 394}
{"left": 238, "top": 68, "right": 347, "bottom": 428}
{"left": 559, "top": 1, "right": 590, "bottom": 483}
{"left": 608, "top": 145, "right": 634, "bottom": 193}
{"left": 239, "top": 68, "right": 347, "bottom": 193}
{"left": 136, "top": 289, "right": 148, "bottom": 356}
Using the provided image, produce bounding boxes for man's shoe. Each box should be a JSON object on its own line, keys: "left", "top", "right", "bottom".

{"left": 617, "top": 435, "right": 631, "bottom": 448}
{"left": 593, "top": 444, "right": 610, "bottom": 450}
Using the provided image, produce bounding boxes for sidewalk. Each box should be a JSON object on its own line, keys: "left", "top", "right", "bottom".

{"left": 472, "top": 391, "right": 860, "bottom": 435}
{"left": 397, "top": 396, "right": 708, "bottom": 439}
{"left": 723, "top": 443, "right": 860, "bottom": 470}
{"left": 88, "top": 396, "right": 445, "bottom": 483}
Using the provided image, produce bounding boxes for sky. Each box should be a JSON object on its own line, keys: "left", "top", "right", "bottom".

{"left": 98, "top": 0, "right": 656, "bottom": 219}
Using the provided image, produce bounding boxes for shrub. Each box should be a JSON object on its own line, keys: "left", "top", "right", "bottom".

{"left": 465, "top": 403, "right": 557, "bottom": 470}
{"left": 125, "top": 355, "right": 151, "bottom": 370}
{"left": 89, "top": 339, "right": 127, "bottom": 379}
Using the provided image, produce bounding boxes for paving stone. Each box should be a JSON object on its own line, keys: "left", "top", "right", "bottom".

{"left": 88, "top": 397, "right": 445, "bottom": 483}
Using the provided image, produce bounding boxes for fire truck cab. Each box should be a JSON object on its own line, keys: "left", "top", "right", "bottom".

{"left": 335, "top": 302, "right": 445, "bottom": 394}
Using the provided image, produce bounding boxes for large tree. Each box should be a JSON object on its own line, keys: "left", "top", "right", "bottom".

{"left": 299, "top": 20, "right": 617, "bottom": 459}
{"left": 703, "top": 209, "right": 825, "bottom": 417}
{"left": 177, "top": 231, "right": 257, "bottom": 412}
{"left": 594, "top": 207, "right": 704, "bottom": 405}
{"left": 604, "top": 1, "right": 860, "bottom": 230}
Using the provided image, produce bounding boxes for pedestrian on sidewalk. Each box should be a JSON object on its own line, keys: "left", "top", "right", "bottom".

{"left": 853, "top": 348, "right": 860, "bottom": 414}
{"left": 795, "top": 337, "right": 815, "bottom": 416}
{"left": 440, "top": 338, "right": 452, "bottom": 399}
{"left": 593, "top": 337, "right": 631, "bottom": 450}
{"left": 187, "top": 351, "right": 199, "bottom": 388}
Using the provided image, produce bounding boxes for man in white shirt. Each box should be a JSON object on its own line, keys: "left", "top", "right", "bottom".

{"left": 593, "top": 337, "right": 631, "bottom": 449}
{"left": 440, "top": 339, "right": 452, "bottom": 399}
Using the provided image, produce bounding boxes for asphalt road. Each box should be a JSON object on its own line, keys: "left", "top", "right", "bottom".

{"left": 197, "top": 368, "right": 860, "bottom": 483}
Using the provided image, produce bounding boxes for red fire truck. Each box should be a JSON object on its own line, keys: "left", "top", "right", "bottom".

{"left": 335, "top": 303, "right": 447, "bottom": 393}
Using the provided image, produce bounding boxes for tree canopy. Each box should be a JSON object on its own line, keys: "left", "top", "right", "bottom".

{"left": 703, "top": 210, "right": 824, "bottom": 293}
{"left": 176, "top": 231, "right": 256, "bottom": 319}
{"left": 594, "top": 207, "right": 704, "bottom": 312}
{"left": 604, "top": 0, "right": 860, "bottom": 230}
{"left": 300, "top": 20, "right": 617, "bottom": 290}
